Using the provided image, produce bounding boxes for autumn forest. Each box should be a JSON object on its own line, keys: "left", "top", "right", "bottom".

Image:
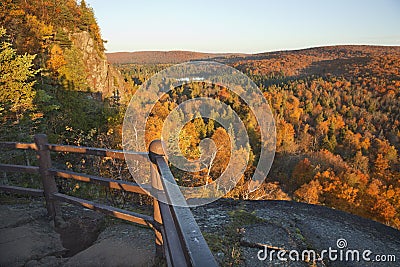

{"left": 1, "top": 0, "right": 399, "bottom": 231}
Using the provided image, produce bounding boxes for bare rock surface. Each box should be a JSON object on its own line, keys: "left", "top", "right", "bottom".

{"left": 192, "top": 199, "right": 400, "bottom": 266}
{"left": 1, "top": 197, "right": 400, "bottom": 266}
{"left": 0, "top": 199, "right": 155, "bottom": 267}
{"left": 0, "top": 202, "right": 66, "bottom": 267}
{"left": 64, "top": 224, "right": 155, "bottom": 267}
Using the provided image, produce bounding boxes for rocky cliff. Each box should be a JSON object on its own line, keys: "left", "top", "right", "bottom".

{"left": 71, "top": 31, "right": 108, "bottom": 95}
{"left": 71, "top": 31, "right": 128, "bottom": 101}
{"left": 0, "top": 0, "right": 130, "bottom": 103}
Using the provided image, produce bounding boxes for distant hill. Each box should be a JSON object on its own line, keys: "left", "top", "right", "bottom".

{"left": 107, "top": 46, "right": 400, "bottom": 80}
{"left": 218, "top": 45, "right": 400, "bottom": 78}
{"left": 106, "top": 51, "right": 247, "bottom": 64}
{"left": 107, "top": 45, "right": 400, "bottom": 81}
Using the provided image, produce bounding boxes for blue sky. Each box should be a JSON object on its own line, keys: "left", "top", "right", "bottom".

{"left": 86, "top": 0, "right": 400, "bottom": 53}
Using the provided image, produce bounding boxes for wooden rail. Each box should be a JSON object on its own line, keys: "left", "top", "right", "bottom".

{"left": 0, "top": 134, "right": 217, "bottom": 267}
{"left": 149, "top": 141, "right": 218, "bottom": 266}
{"left": 47, "top": 143, "right": 148, "bottom": 160}
{"left": 0, "top": 185, "right": 44, "bottom": 196}
{"left": 0, "top": 142, "right": 37, "bottom": 150}
{"left": 51, "top": 193, "right": 156, "bottom": 228}
{"left": 48, "top": 168, "right": 150, "bottom": 195}
{"left": 0, "top": 163, "right": 39, "bottom": 174}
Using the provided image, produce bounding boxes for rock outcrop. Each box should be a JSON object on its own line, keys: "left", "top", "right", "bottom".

{"left": 71, "top": 31, "right": 129, "bottom": 102}
{"left": 0, "top": 200, "right": 155, "bottom": 267}
{"left": 0, "top": 202, "right": 66, "bottom": 267}
{"left": 1, "top": 198, "right": 399, "bottom": 266}
{"left": 192, "top": 199, "right": 400, "bottom": 266}
{"left": 71, "top": 32, "right": 109, "bottom": 95}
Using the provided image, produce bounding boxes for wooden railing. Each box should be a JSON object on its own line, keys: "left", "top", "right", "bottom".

{"left": 0, "top": 134, "right": 217, "bottom": 267}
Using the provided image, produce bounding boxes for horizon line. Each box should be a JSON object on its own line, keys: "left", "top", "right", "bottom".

{"left": 104, "top": 43, "right": 400, "bottom": 55}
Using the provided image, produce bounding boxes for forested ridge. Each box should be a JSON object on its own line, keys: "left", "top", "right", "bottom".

{"left": 107, "top": 51, "right": 247, "bottom": 64}
{"left": 1, "top": 0, "right": 399, "bottom": 230}
{"left": 0, "top": 0, "right": 127, "bottom": 144}
{"left": 0, "top": 0, "right": 134, "bottom": 212}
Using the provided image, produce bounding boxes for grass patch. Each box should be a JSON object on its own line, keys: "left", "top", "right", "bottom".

{"left": 228, "top": 209, "right": 265, "bottom": 228}
{"left": 203, "top": 208, "right": 265, "bottom": 266}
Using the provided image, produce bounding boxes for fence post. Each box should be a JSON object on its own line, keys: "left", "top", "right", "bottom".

{"left": 34, "top": 134, "right": 60, "bottom": 220}
{"left": 149, "top": 140, "right": 165, "bottom": 259}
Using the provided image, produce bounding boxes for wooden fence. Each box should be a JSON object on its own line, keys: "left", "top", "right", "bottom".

{"left": 0, "top": 134, "right": 217, "bottom": 267}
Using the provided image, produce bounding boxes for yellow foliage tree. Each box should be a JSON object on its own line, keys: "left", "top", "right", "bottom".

{"left": 294, "top": 179, "right": 322, "bottom": 204}
{"left": 47, "top": 44, "right": 66, "bottom": 73}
